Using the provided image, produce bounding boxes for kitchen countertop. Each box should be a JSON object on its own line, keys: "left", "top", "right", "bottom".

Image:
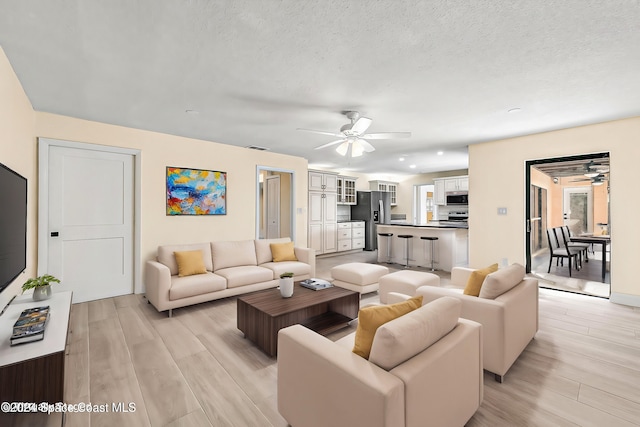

{"left": 337, "top": 220, "right": 365, "bottom": 223}
{"left": 382, "top": 221, "right": 468, "bottom": 229}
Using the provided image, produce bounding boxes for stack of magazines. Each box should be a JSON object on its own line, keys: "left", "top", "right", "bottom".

{"left": 10, "top": 306, "right": 50, "bottom": 346}
{"left": 300, "top": 278, "right": 333, "bottom": 291}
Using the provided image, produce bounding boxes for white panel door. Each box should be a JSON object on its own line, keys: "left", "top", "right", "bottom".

{"left": 265, "top": 176, "right": 281, "bottom": 238}
{"left": 48, "top": 146, "right": 134, "bottom": 303}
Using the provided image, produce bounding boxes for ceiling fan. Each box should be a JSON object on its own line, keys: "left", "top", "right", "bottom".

{"left": 297, "top": 111, "right": 411, "bottom": 157}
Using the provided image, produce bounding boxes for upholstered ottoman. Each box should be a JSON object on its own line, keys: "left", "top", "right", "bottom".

{"left": 379, "top": 270, "right": 440, "bottom": 304}
{"left": 330, "top": 263, "right": 390, "bottom": 294}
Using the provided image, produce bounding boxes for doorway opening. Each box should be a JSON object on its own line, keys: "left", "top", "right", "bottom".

{"left": 256, "top": 166, "right": 295, "bottom": 240}
{"left": 525, "top": 152, "right": 610, "bottom": 298}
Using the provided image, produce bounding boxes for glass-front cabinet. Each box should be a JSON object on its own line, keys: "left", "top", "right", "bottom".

{"left": 337, "top": 175, "right": 357, "bottom": 205}
{"left": 370, "top": 180, "right": 398, "bottom": 206}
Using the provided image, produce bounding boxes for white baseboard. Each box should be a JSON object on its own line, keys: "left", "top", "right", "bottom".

{"left": 609, "top": 292, "right": 640, "bottom": 308}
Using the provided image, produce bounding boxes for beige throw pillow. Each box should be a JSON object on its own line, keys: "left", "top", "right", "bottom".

{"left": 369, "top": 297, "right": 461, "bottom": 370}
{"left": 352, "top": 296, "right": 423, "bottom": 359}
{"left": 479, "top": 263, "right": 526, "bottom": 299}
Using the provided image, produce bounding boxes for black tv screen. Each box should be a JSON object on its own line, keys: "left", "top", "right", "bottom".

{"left": 0, "top": 162, "right": 27, "bottom": 295}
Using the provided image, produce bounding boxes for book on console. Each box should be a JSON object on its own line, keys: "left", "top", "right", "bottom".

{"left": 10, "top": 306, "right": 50, "bottom": 346}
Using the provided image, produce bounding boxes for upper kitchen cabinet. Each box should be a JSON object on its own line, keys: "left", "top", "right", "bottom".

{"left": 309, "top": 170, "right": 338, "bottom": 193}
{"left": 434, "top": 179, "right": 446, "bottom": 205}
{"left": 434, "top": 175, "right": 469, "bottom": 205}
{"left": 369, "top": 180, "right": 398, "bottom": 206}
{"left": 337, "top": 175, "right": 357, "bottom": 205}
{"left": 443, "top": 176, "right": 468, "bottom": 192}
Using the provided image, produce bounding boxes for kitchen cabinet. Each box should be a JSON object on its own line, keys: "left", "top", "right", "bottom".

{"left": 309, "top": 170, "right": 338, "bottom": 193}
{"left": 434, "top": 180, "right": 446, "bottom": 205}
{"left": 336, "top": 221, "right": 365, "bottom": 252}
{"left": 444, "top": 176, "right": 468, "bottom": 192}
{"left": 337, "top": 176, "right": 357, "bottom": 205}
{"left": 434, "top": 175, "right": 468, "bottom": 205}
{"left": 369, "top": 180, "right": 398, "bottom": 206}
{"left": 309, "top": 170, "right": 338, "bottom": 254}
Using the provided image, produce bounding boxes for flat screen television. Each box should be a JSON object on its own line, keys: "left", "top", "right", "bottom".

{"left": 0, "top": 162, "right": 27, "bottom": 295}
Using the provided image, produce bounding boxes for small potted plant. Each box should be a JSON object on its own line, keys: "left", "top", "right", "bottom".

{"left": 279, "top": 272, "right": 294, "bottom": 298}
{"left": 22, "top": 274, "right": 60, "bottom": 301}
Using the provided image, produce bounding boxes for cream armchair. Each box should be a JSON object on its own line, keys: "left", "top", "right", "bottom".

{"left": 414, "top": 264, "right": 538, "bottom": 383}
{"left": 277, "top": 297, "right": 483, "bottom": 427}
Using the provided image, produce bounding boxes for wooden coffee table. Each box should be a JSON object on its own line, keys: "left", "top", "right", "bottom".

{"left": 237, "top": 282, "right": 359, "bottom": 357}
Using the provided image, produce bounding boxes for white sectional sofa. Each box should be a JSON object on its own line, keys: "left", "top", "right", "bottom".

{"left": 145, "top": 238, "right": 315, "bottom": 316}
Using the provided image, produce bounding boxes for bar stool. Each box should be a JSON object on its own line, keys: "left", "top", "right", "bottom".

{"left": 420, "top": 236, "right": 439, "bottom": 271}
{"left": 377, "top": 232, "right": 394, "bottom": 263}
{"left": 397, "top": 234, "right": 414, "bottom": 268}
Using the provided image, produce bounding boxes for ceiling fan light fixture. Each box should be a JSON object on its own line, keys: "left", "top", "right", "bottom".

{"left": 584, "top": 172, "right": 599, "bottom": 178}
{"left": 335, "top": 141, "right": 350, "bottom": 156}
{"left": 351, "top": 141, "right": 365, "bottom": 157}
{"left": 592, "top": 180, "right": 604, "bottom": 186}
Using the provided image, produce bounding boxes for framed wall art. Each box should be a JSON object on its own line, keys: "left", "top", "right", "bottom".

{"left": 166, "top": 167, "right": 227, "bottom": 215}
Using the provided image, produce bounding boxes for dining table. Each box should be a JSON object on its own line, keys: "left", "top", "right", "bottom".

{"left": 569, "top": 234, "right": 611, "bottom": 282}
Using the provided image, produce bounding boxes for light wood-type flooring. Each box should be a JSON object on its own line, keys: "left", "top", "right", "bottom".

{"left": 8, "top": 251, "right": 640, "bottom": 426}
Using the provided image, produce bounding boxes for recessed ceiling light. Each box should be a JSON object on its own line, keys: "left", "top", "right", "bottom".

{"left": 409, "top": 164, "right": 416, "bottom": 169}
{"left": 437, "top": 151, "right": 444, "bottom": 156}
{"left": 507, "top": 108, "right": 522, "bottom": 114}
{"left": 185, "top": 109, "right": 200, "bottom": 115}
{"left": 399, "top": 157, "right": 405, "bottom": 161}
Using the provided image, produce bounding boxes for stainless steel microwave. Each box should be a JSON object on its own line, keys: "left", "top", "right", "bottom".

{"left": 446, "top": 193, "right": 468, "bottom": 205}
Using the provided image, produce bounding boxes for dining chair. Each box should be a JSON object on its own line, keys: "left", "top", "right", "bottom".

{"left": 546, "top": 228, "right": 581, "bottom": 276}
{"left": 561, "top": 225, "right": 590, "bottom": 263}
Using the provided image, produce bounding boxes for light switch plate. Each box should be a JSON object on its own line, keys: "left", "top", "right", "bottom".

{"left": 498, "top": 207, "right": 507, "bottom": 215}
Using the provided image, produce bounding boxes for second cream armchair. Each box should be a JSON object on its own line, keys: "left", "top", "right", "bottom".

{"left": 414, "top": 263, "right": 538, "bottom": 383}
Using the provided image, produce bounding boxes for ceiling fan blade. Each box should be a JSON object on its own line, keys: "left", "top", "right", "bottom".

{"left": 358, "top": 138, "right": 376, "bottom": 152}
{"left": 362, "top": 132, "right": 411, "bottom": 139}
{"left": 351, "top": 117, "right": 372, "bottom": 134}
{"left": 315, "top": 139, "right": 347, "bottom": 150}
{"left": 297, "top": 128, "right": 343, "bottom": 138}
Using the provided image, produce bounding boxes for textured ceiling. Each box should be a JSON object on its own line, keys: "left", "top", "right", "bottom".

{"left": 1, "top": 1, "right": 639, "bottom": 175}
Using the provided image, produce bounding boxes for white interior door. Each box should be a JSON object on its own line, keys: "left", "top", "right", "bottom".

{"left": 265, "top": 175, "right": 281, "bottom": 239}
{"left": 46, "top": 145, "right": 134, "bottom": 303}
{"left": 563, "top": 187, "right": 593, "bottom": 235}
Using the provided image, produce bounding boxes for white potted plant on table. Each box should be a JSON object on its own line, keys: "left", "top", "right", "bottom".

{"left": 22, "top": 274, "right": 60, "bottom": 301}
{"left": 279, "top": 272, "right": 294, "bottom": 298}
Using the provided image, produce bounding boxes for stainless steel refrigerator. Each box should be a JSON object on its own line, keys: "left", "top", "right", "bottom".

{"left": 351, "top": 191, "right": 391, "bottom": 251}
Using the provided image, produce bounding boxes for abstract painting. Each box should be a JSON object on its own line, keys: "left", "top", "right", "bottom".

{"left": 166, "top": 167, "right": 227, "bottom": 215}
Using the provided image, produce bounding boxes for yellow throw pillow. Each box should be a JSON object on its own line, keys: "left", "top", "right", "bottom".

{"left": 463, "top": 263, "right": 499, "bottom": 296}
{"left": 270, "top": 242, "right": 298, "bottom": 262}
{"left": 174, "top": 250, "right": 207, "bottom": 277}
{"left": 352, "top": 296, "right": 423, "bottom": 359}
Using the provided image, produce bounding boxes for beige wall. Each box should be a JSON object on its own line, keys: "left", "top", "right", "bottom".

{"left": 0, "top": 47, "right": 309, "bottom": 299}
{"left": 0, "top": 48, "right": 37, "bottom": 309}
{"left": 469, "top": 117, "right": 640, "bottom": 304}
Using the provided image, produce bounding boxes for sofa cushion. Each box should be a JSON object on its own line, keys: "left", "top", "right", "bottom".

{"left": 211, "top": 240, "right": 257, "bottom": 270}
{"left": 479, "top": 263, "right": 526, "bottom": 299}
{"left": 255, "top": 238, "right": 291, "bottom": 265}
{"left": 463, "top": 263, "right": 498, "bottom": 296}
{"left": 169, "top": 272, "right": 227, "bottom": 300}
{"left": 369, "top": 297, "right": 461, "bottom": 370}
{"left": 261, "top": 261, "right": 311, "bottom": 279}
{"left": 174, "top": 250, "right": 207, "bottom": 277}
{"left": 352, "top": 296, "right": 423, "bottom": 359}
{"left": 271, "top": 242, "right": 298, "bottom": 262}
{"left": 215, "top": 265, "right": 274, "bottom": 288}
{"left": 158, "top": 243, "right": 213, "bottom": 276}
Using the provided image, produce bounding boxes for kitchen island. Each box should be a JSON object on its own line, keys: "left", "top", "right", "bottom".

{"left": 377, "top": 223, "right": 468, "bottom": 271}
